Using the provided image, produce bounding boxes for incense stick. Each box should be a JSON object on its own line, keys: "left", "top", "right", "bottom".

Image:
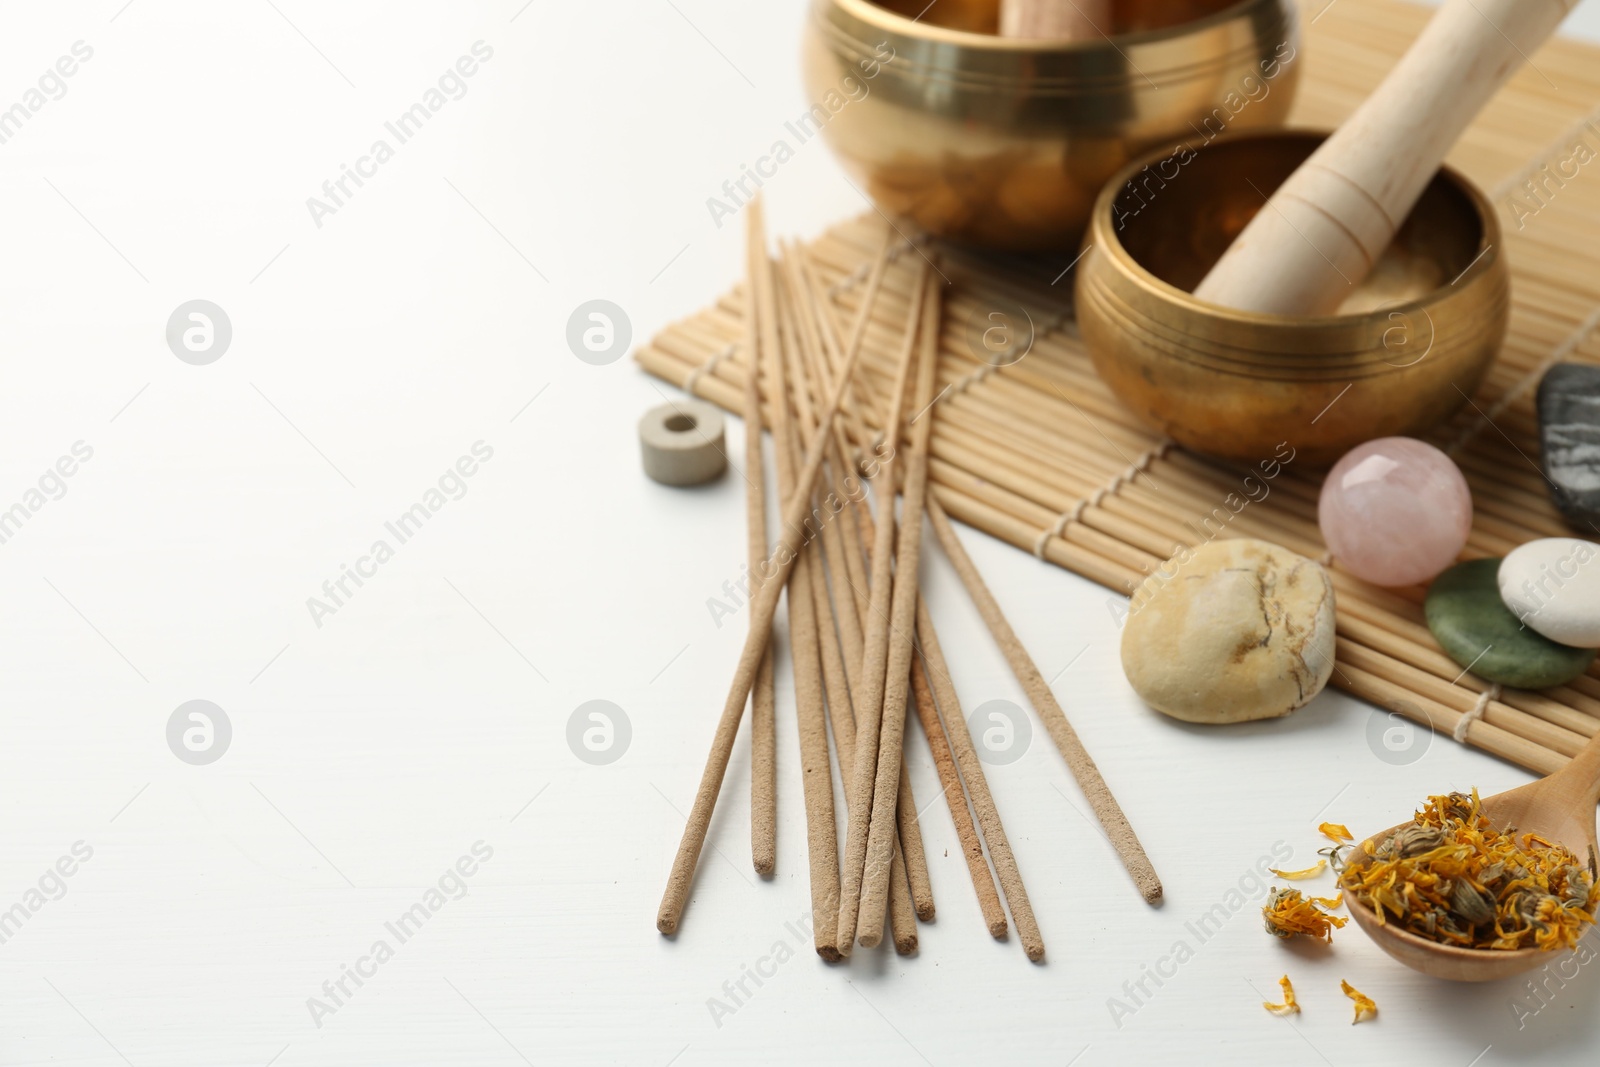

{"left": 926, "top": 495, "right": 1164, "bottom": 905}
{"left": 777, "top": 253, "right": 922, "bottom": 954}
{"left": 780, "top": 281, "right": 921, "bottom": 953}
{"left": 757, "top": 245, "right": 844, "bottom": 959}
{"left": 782, "top": 243, "right": 937, "bottom": 927}
{"left": 808, "top": 538, "right": 922, "bottom": 955}
{"left": 815, "top": 572, "right": 923, "bottom": 954}
{"left": 907, "top": 650, "right": 1007, "bottom": 938}
{"left": 742, "top": 205, "right": 778, "bottom": 880}
{"left": 833, "top": 260, "right": 929, "bottom": 955}
{"left": 656, "top": 221, "right": 895, "bottom": 936}
{"left": 857, "top": 271, "right": 941, "bottom": 947}
{"left": 914, "top": 596, "right": 1047, "bottom": 961}
{"left": 775, "top": 251, "right": 1035, "bottom": 945}
{"left": 840, "top": 497, "right": 937, "bottom": 929}
{"left": 778, "top": 241, "right": 878, "bottom": 640}
{"left": 796, "top": 267, "right": 1041, "bottom": 953}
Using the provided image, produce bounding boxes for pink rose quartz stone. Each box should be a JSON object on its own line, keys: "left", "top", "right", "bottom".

{"left": 1318, "top": 437, "right": 1472, "bottom": 587}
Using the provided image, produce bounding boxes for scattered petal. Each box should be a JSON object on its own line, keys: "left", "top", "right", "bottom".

{"left": 1263, "top": 975, "right": 1300, "bottom": 1016}
{"left": 1320, "top": 822, "right": 1353, "bottom": 842}
{"left": 1341, "top": 979, "right": 1377, "bottom": 1024}
{"left": 1270, "top": 860, "right": 1329, "bottom": 880}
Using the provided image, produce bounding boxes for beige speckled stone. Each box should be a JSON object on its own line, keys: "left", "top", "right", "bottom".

{"left": 1120, "top": 538, "right": 1336, "bottom": 724}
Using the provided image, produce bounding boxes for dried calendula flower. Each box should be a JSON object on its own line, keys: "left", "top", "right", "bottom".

{"left": 1338, "top": 789, "right": 1600, "bottom": 951}
{"left": 1340, "top": 980, "right": 1377, "bottom": 1024}
{"left": 1263, "top": 886, "right": 1348, "bottom": 942}
{"left": 1320, "top": 822, "right": 1353, "bottom": 843}
{"left": 1263, "top": 974, "right": 1300, "bottom": 1016}
{"left": 1378, "top": 824, "right": 1446, "bottom": 860}
{"left": 1270, "top": 859, "right": 1328, "bottom": 880}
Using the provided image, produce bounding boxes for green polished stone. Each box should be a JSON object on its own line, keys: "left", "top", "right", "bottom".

{"left": 1425, "top": 559, "right": 1597, "bottom": 689}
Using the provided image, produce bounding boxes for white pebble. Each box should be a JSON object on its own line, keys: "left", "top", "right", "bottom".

{"left": 1498, "top": 538, "right": 1600, "bottom": 648}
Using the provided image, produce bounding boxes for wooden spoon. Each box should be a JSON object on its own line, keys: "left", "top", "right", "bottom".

{"left": 1344, "top": 731, "right": 1600, "bottom": 982}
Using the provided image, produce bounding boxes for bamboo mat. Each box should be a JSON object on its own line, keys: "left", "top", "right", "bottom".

{"left": 637, "top": 0, "right": 1600, "bottom": 777}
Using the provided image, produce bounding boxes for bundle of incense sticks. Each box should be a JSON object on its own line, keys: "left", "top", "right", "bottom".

{"left": 655, "top": 198, "right": 1161, "bottom": 961}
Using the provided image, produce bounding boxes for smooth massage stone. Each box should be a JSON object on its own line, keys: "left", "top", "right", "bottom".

{"left": 1318, "top": 436, "right": 1472, "bottom": 587}
{"left": 1425, "top": 559, "right": 1596, "bottom": 689}
{"left": 1538, "top": 363, "right": 1600, "bottom": 527}
{"left": 1497, "top": 538, "right": 1600, "bottom": 648}
{"left": 1120, "top": 538, "right": 1336, "bottom": 724}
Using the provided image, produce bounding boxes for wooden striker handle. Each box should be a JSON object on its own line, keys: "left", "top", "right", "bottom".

{"left": 1192, "top": 0, "right": 1575, "bottom": 316}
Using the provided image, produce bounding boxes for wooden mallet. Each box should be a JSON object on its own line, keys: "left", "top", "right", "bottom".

{"left": 1193, "top": 0, "right": 1576, "bottom": 315}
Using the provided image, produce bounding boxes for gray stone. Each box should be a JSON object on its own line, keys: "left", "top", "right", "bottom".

{"left": 1538, "top": 362, "right": 1600, "bottom": 529}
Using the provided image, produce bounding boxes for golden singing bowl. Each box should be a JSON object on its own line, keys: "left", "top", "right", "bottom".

{"left": 1076, "top": 129, "right": 1509, "bottom": 463}
{"left": 801, "top": 0, "right": 1301, "bottom": 251}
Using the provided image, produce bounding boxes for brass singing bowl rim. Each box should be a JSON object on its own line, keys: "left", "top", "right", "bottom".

{"left": 1087, "top": 127, "right": 1501, "bottom": 336}
{"left": 829, "top": 0, "right": 1276, "bottom": 52}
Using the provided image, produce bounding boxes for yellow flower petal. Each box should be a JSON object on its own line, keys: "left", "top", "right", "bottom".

{"left": 1341, "top": 979, "right": 1377, "bottom": 1024}
{"left": 1263, "top": 975, "right": 1300, "bottom": 1016}
{"left": 1320, "top": 822, "right": 1353, "bottom": 842}
{"left": 1270, "top": 859, "right": 1328, "bottom": 880}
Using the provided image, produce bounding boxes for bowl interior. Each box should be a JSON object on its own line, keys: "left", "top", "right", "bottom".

{"left": 1111, "top": 132, "right": 1485, "bottom": 315}
{"left": 870, "top": 0, "right": 1243, "bottom": 35}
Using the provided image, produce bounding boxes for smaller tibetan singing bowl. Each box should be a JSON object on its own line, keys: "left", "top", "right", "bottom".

{"left": 801, "top": 0, "right": 1301, "bottom": 251}
{"left": 1076, "top": 129, "right": 1508, "bottom": 463}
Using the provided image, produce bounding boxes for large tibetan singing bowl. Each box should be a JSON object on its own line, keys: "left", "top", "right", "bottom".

{"left": 1076, "top": 129, "right": 1508, "bottom": 463}
{"left": 801, "top": 0, "right": 1301, "bottom": 251}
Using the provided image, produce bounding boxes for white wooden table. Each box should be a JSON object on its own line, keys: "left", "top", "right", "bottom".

{"left": 1, "top": 1, "right": 1597, "bottom": 1063}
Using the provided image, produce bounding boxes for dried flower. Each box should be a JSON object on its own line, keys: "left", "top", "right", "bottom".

{"left": 1338, "top": 789, "right": 1599, "bottom": 951}
{"left": 1341, "top": 979, "right": 1377, "bottom": 1024}
{"left": 1320, "top": 822, "right": 1353, "bottom": 843}
{"left": 1263, "top": 974, "right": 1300, "bottom": 1016}
{"left": 1375, "top": 824, "right": 1445, "bottom": 860}
{"left": 1263, "top": 887, "right": 1348, "bottom": 942}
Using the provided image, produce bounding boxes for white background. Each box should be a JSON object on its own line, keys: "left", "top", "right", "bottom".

{"left": 1, "top": 1, "right": 1598, "bottom": 1065}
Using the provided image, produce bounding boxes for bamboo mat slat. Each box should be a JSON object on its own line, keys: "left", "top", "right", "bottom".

{"left": 636, "top": 0, "right": 1600, "bottom": 777}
